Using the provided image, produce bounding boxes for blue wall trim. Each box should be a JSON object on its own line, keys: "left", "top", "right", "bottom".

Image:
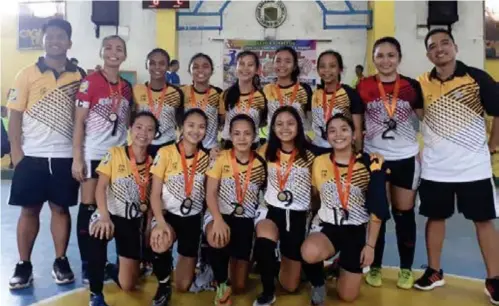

{"left": 176, "top": 0, "right": 371, "bottom": 31}
{"left": 176, "top": 0, "right": 231, "bottom": 31}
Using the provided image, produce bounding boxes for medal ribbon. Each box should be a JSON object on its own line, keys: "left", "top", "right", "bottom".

{"left": 128, "top": 146, "right": 151, "bottom": 205}
{"left": 377, "top": 74, "right": 400, "bottom": 119}
{"left": 179, "top": 141, "right": 199, "bottom": 199}
{"left": 275, "top": 83, "right": 299, "bottom": 107}
{"left": 332, "top": 154, "right": 356, "bottom": 211}
{"left": 237, "top": 90, "right": 255, "bottom": 114}
{"left": 322, "top": 84, "right": 341, "bottom": 123}
{"left": 230, "top": 149, "right": 255, "bottom": 205}
{"left": 276, "top": 149, "right": 296, "bottom": 192}
{"left": 146, "top": 83, "right": 167, "bottom": 119}
{"left": 104, "top": 72, "right": 122, "bottom": 116}
{"left": 190, "top": 86, "right": 211, "bottom": 110}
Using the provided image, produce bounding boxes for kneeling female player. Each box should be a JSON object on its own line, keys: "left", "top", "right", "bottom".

{"left": 253, "top": 106, "right": 314, "bottom": 305}
{"left": 301, "top": 113, "right": 389, "bottom": 305}
{"left": 87, "top": 111, "right": 158, "bottom": 306}
{"left": 148, "top": 109, "right": 211, "bottom": 305}
{"left": 205, "top": 114, "right": 267, "bottom": 305}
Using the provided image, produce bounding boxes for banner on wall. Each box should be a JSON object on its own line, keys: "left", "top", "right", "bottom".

{"left": 18, "top": 2, "right": 66, "bottom": 50}
{"left": 485, "top": 0, "right": 499, "bottom": 59}
{"left": 223, "top": 40, "right": 317, "bottom": 89}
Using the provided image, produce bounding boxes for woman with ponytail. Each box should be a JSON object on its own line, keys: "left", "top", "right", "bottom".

{"left": 220, "top": 51, "right": 267, "bottom": 150}
{"left": 310, "top": 50, "right": 364, "bottom": 156}
{"left": 262, "top": 46, "right": 312, "bottom": 142}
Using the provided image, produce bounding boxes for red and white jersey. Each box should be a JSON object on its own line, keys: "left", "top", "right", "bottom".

{"left": 76, "top": 71, "right": 133, "bottom": 161}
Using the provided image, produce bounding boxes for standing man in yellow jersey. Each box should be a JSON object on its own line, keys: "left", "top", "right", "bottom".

{"left": 414, "top": 28, "right": 499, "bottom": 305}
{"left": 7, "top": 19, "right": 86, "bottom": 290}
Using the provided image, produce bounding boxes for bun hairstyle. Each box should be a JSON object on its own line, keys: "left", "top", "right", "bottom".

{"left": 145, "top": 48, "right": 170, "bottom": 69}
{"left": 274, "top": 46, "right": 301, "bottom": 83}
{"left": 224, "top": 50, "right": 262, "bottom": 111}
{"left": 316, "top": 50, "right": 344, "bottom": 89}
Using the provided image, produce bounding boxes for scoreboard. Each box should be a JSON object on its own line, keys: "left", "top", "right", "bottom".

{"left": 142, "top": 1, "right": 190, "bottom": 9}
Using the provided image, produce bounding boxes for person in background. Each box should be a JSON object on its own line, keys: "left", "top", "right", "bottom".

{"left": 351, "top": 64, "right": 364, "bottom": 89}
{"left": 7, "top": 18, "right": 86, "bottom": 289}
{"left": 414, "top": 28, "right": 499, "bottom": 305}
{"left": 166, "top": 59, "right": 181, "bottom": 86}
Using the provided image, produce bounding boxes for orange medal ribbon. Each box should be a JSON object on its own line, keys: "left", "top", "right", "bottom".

{"left": 276, "top": 149, "right": 296, "bottom": 192}
{"left": 146, "top": 83, "right": 167, "bottom": 119}
{"left": 275, "top": 83, "right": 299, "bottom": 106}
{"left": 376, "top": 74, "right": 400, "bottom": 119}
{"left": 322, "top": 84, "right": 341, "bottom": 123}
{"left": 128, "top": 146, "right": 151, "bottom": 211}
{"left": 237, "top": 90, "right": 255, "bottom": 114}
{"left": 331, "top": 154, "right": 356, "bottom": 211}
{"left": 230, "top": 149, "right": 255, "bottom": 205}
{"left": 179, "top": 142, "right": 199, "bottom": 199}
{"left": 190, "top": 86, "right": 211, "bottom": 110}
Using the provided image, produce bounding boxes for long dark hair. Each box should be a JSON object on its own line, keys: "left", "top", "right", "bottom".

{"left": 316, "top": 50, "right": 344, "bottom": 89}
{"left": 225, "top": 50, "right": 262, "bottom": 111}
{"left": 266, "top": 106, "right": 308, "bottom": 162}
{"left": 274, "top": 46, "right": 300, "bottom": 83}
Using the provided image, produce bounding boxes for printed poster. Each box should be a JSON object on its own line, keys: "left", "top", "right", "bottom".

{"left": 223, "top": 40, "right": 317, "bottom": 89}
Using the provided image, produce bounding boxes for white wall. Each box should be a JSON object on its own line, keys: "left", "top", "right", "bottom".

{"left": 66, "top": 0, "right": 157, "bottom": 82}
{"left": 395, "top": 1, "right": 484, "bottom": 78}
{"left": 177, "top": 0, "right": 369, "bottom": 88}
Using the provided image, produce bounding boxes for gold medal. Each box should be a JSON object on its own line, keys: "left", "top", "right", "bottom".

{"left": 277, "top": 191, "right": 288, "bottom": 202}
{"left": 108, "top": 112, "right": 118, "bottom": 122}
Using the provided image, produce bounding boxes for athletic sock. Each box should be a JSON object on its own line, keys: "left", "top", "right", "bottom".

{"left": 393, "top": 207, "right": 416, "bottom": 270}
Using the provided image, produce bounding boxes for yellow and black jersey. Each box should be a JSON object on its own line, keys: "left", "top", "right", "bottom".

{"left": 206, "top": 149, "right": 267, "bottom": 218}
{"left": 6, "top": 57, "right": 85, "bottom": 158}
{"left": 96, "top": 146, "right": 153, "bottom": 220}
{"left": 263, "top": 82, "right": 312, "bottom": 130}
{"left": 133, "top": 82, "right": 184, "bottom": 145}
{"left": 150, "top": 143, "right": 210, "bottom": 217}
{"left": 312, "top": 152, "right": 389, "bottom": 226}
{"left": 181, "top": 85, "right": 223, "bottom": 149}
{"left": 219, "top": 89, "right": 267, "bottom": 143}
{"left": 311, "top": 85, "right": 364, "bottom": 148}
{"left": 258, "top": 143, "right": 315, "bottom": 211}
{"left": 417, "top": 60, "right": 499, "bottom": 182}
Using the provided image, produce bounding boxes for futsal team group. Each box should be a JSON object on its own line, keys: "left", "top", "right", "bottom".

{"left": 5, "top": 18, "right": 499, "bottom": 306}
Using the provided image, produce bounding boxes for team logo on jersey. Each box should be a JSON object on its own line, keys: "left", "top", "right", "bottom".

{"left": 79, "top": 80, "right": 89, "bottom": 94}
{"left": 141, "top": 94, "right": 147, "bottom": 102}
{"left": 7, "top": 89, "right": 17, "bottom": 103}
{"left": 321, "top": 169, "right": 328, "bottom": 178}
{"left": 40, "top": 88, "right": 47, "bottom": 95}
{"left": 118, "top": 164, "right": 125, "bottom": 173}
{"left": 102, "top": 152, "right": 111, "bottom": 164}
{"left": 153, "top": 154, "right": 161, "bottom": 166}
{"left": 223, "top": 165, "right": 231, "bottom": 174}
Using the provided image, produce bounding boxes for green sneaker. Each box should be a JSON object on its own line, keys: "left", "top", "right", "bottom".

{"left": 397, "top": 269, "right": 414, "bottom": 289}
{"left": 365, "top": 267, "right": 383, "bottom": 287}
{"left": 214, "top": 282, "right": 232, "bottom": 305}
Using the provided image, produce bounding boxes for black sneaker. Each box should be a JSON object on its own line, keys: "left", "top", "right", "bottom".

{"left": 152, "top": 280, "right": 172, "bottom": 306}
{"left": 9, "top": 261, "right": 33, "bottom": 290}
{"left": 413, "top": 267, "right": 445, "bottom": 291}
{"left": 253, "top": 292, "right": 276, "bottom": 306}
{"left": 52, "top": 256, "right": 75, "bottom": 285}
{"left": 485, "top": 278, "right": 499, "bottom": 305}
{"left": 89, "top": 292, "right": 109, "bottom": 306}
